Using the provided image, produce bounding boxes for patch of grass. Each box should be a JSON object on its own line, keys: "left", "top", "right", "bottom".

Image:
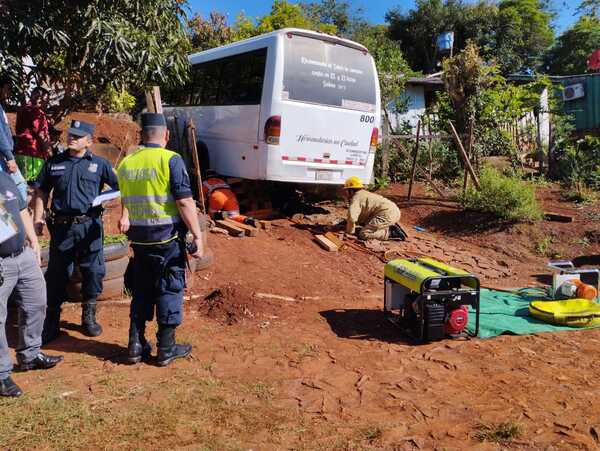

{"left": 460, "top": 166, "right": 542, "bottom": 222}
{"left": 535, "top": 236, "right": 555, "bottom": 256}
{"left": 247, "top": 381, "right": 275, "bottom": 401}
{"left": 474, "top": 422, "right": 523, "bottom": 443}
{"left": 360, "top": 425, "right": 383, "bottom": 443}
{"left": 561, "top": 182, "right": 597, "bottom": 204}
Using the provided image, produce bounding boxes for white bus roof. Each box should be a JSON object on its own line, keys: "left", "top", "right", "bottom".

{"left": 188, "top": 28, "right": 370, "bottom": 65}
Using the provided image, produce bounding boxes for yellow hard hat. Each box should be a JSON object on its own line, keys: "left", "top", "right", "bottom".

{"left": 344, "top": 176, "right": 364, "bottom": 189}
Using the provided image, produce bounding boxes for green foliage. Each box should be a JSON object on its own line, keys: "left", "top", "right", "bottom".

{"left": 353, "top": 24, "right": 412, "bottom": 107}
{"left": 101, "top": 85, "right": 136, "bottom": 114}
{"left": 188, "top": 12, "right": 234, "bottom": 52}
{"left": 545, "top": 15, "right": 600, "bottom": 75}
{"left": 386, "top": 0, "right": 553, "bottom": 74}
{"left": 552, "top": 136, "right": 600, "bottom": 190}
{"left": 0, "top": 0, "right": 191, "bottom": 120}
{"left": 301, "top": 0, "right": 365, "bottom": 37}
{"left": 496, "top": 0, "right": 554, "bottom": 72}
{"left": 460, "top": 166, "right": 542, "bottom": 222}
{"left": 374, "top": 139, "right": 461, "bottom": 183}
{"left": 578, "top": 0, "right": 600, "bottom": 16}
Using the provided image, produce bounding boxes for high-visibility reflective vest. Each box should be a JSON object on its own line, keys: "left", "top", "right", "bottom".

{"left": 117, "top": 147, "right": 181, "bottom": 242}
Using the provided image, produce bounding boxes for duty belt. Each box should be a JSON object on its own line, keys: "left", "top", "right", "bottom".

{"left": 50, "top": 211, "right": 101, "bottom": 225}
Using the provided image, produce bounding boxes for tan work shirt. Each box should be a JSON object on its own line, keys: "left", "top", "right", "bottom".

{"left": 346, "top": 189, "right": 400, "bottom": 234}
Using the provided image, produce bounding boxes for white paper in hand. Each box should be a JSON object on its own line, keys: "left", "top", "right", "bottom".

{"left": 92, "top": 190, "right": 121, "bottom": 207}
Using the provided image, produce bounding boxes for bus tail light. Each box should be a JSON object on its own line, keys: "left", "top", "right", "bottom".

{"left": 369, "top": 127, "right": 379, "bottom": 152}
{"left": 265, "top": 116, "right": 281, "bottom": 145}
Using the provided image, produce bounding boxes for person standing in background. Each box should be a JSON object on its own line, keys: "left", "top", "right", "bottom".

{"left": 0, "top": 75, "right": 29, "bottom": 202}
{"left": 14, "top": 86, "right": 50, "bottom": 184}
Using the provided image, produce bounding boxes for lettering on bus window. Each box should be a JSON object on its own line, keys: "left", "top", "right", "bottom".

{"left": 283, "top": 35, "right": 376, "bottom": 112}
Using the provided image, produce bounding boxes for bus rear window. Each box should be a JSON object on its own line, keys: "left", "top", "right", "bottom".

{"left": 283, "top": 35, "right": 377, "bottom": 112}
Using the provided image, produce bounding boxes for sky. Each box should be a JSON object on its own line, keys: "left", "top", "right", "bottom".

{"left": 188, "top": 0, "right": 581, "bottom": 34}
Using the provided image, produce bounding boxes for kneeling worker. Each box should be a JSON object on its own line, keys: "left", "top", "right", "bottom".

{"left": 344, "top": 176, "right": 406, "bottom": 241}
{"left": 117, "top": 113, "right": 203, "bottom": 366}
{"left": 202, "top": 174, "right": 258, "bottom": 227}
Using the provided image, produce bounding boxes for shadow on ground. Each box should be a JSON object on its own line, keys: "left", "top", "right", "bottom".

{"left": 417, "top": 209, "right": 514, "bottom": 236}
{"left": 319, "top": 308, "right": 413, "bottom": 344}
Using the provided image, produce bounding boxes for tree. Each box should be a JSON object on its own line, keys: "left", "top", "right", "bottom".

{"left": 578, "top": 0, "right": 600, "bottom": 16}
{"left": 386, "top": 0, "right": 554, "bottom": 74}
{"left": 189, "top": 12, "right": 234, "bottom": 52}
{"left": 545, "top": 15, "right": 600, "bottom": 75}
{"left": 301, "top": 0, "right": 365, "bottom": 37}
{"left": 0, "top": 0, "right": 191, "bottom": 118}
{"left": 353, "top": 25, "right": 412, "bottom": 127}
{"left": 386, "top": 0, "right": 498, "bottom": 74}
{"left": 496, "top": 0, "right": 554, "bottom": 73}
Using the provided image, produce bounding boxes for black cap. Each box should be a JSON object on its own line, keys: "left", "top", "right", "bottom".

{"left": 141, "top": 113, "right": 167, "bottom": 127}
{"left": 67, "top": 120, "right": 95, "bottom": 137}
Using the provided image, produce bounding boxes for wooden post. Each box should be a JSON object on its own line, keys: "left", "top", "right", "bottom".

{"left": 463, "top": 118, "right": 474, "bottom": 193}
{"left": 381, "top": 114, "right": 390, "bottom": 181}
{"left": 145, "top": 86, "right": 163, "bottom": 113}
{"left": 449, "top": 121, "right": 480, "bottom": 190}
{"left": 407, "top": 120, "right": 421, "bottom": 202}
{"left": 392, "top": 138, "right": 446, "bottom": 199}
{"left": 186, "top": 119, "right": 206, "bottom": 214}
{"left": 152, "top": 86, "right": 163, "bottom": 114}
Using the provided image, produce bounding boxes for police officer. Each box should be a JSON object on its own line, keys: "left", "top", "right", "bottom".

{"left": 117, "top": 113, "right": 203, "bottom": 366}
{"left": 33, "top": 120, "right": 118, "bottom": 343}
{"left": 0, "top": 171, "right": 63, "bottom": 397}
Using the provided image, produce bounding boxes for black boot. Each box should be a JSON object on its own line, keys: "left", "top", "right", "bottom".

{"left": 156, "top": 325, "right": 192, "bottom": 367}
{"left": 389, "top": 223, "right": 408, "bottom": 241}
{"left": 42, "top": 308, "right": 61, "bottom": 345}
{"left": 127, "top": 321, "right": 152, "bottom": 364}
{"left": 0, "top": 376, "right": 22, "bottom": 397}
{"left": 81, "top": 301, "right": 103, "bottom": 337}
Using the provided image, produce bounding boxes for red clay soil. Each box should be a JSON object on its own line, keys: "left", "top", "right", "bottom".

{"left": 5, "top": 164, "right": 600, "bottom": 447}
{"left": 7, "top": 111, "right": 140, "bottom": 154}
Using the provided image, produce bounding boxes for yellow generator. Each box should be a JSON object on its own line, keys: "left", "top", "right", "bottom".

{"left": 384, "top": 258, "right": 480, "bottom": 342}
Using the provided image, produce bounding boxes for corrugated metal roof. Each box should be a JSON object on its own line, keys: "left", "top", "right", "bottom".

{"left": 560, "top": 73, "right": 600, "bottom": 131}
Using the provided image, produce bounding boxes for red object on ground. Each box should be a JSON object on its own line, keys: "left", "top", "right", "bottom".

{"left": 587, "top": 49, "right": 600, "bottom": 71}
{"left": 445, "top": 305, "right": 469, "bottom": 335}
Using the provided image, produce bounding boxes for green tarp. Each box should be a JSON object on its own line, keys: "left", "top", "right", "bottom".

{"left": 466, "top": 288, "right": 596, "bottom": 338}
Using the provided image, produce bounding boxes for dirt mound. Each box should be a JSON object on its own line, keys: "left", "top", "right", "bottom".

{"left": 197, "top": 284, "right": 270, "bottom": 325}
{"left": 7, "top": 111, "right": 140, "bottom": 156}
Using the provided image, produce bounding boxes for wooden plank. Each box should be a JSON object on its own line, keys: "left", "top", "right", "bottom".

{"left": 152, "top": 86, "right": 163, "bottom": 113}
{"left": 215, "top": 220, "right": 244, "bottom": 237}
{"left": 448, "top": 120, "right": 481, "bottom": 190}
{"left": 324, "top": 232, "right": 345, "bottom": 250}
{"left": 259, "top": 220, "right": 271, "bottom": 231}
{"left": 186, "top": 119, "right": 206, "bottom": 214}
{"left": 407, "top": 119, "right": 421, "bottom": 202}
{"left": 544, "top": 212, "right": 574, "bottom": 223}
{"left": 222, "top": 218, "right": 258, "bottom": 237}
{"left": 315, "top": 234, "right": 339, "bottom": 252}
{"left": 145, "top": 91, "right": 156, "bottom": 113}
{"left": 246, "top": 208, "right": 276, "bottom": 220}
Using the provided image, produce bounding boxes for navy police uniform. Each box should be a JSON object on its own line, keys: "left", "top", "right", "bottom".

{"left": 35, "top": 120, "right": 118, "bottom": 341}
{"left": 117, "top": 112, "right": 193, "bottom": 365}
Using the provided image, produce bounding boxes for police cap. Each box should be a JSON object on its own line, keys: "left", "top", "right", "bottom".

{"left": 141, "top": 113, "right": 167, "bottom": 127}
{"left": 67, "top": 120, "right": 95, "bottom": 137}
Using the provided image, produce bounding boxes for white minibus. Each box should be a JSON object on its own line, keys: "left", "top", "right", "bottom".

{"left": 164, "top": 28, "right": 381, "bottom": 185}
